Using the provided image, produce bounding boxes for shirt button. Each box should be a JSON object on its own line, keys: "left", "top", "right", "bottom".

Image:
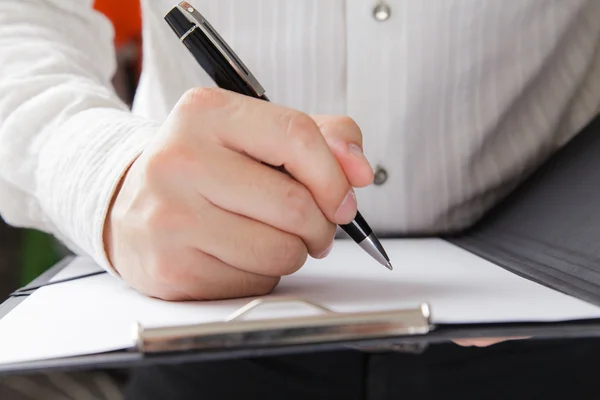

{"left": 373, "top": 2, "right": 391, "bottom": 21}
{"left": 373, "top": 165, "right": 388, "bottom": 185}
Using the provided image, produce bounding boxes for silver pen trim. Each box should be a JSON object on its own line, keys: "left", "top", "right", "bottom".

{"left": 180, "top": 25, "right": 197, "bottom": 41}
{"left": 175, "top": 2, "right": 265, "bottom": 97}
{"left": 359, "top": 234, "right": 393, "bottom": 270}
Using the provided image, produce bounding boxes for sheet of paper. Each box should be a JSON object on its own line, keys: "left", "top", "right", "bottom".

{"left": 1, "top": 238, "right": 600, "bottom": 366}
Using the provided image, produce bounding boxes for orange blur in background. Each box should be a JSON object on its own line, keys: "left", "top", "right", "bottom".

{"left": 94, "top": 0, "right": 142, "bottom": 48}
{"left": 94, "top": 0, "right": 143, "bottom": 103}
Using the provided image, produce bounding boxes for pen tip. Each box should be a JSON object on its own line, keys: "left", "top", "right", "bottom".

{"left": 385, "top": 261, "right": 393, "bottom": 271}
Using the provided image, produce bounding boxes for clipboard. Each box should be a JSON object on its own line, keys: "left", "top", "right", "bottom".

{"left": 133, "top": 298, "right": 600, "bottom": 356}
{"left": 2, "top": 117, "right": 600, "bottom": 376}
{"left": 2, "top": 254, "right": 600, "bottom": 378}
{"left": 135, "top": 298, "right": 432, "bottom": 354}
{"left": 136, "top": 111, "right": 600, "bottom": 364}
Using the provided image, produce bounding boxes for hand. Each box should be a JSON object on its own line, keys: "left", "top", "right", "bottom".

{"left": 103, "top": 88, "right": 374, "bottom": 301}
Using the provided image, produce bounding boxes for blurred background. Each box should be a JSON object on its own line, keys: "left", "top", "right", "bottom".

{"left": 0, "top": 0, "right": 143, "bottom": 301}
{"left": 0, "top": 1, "right": 143, "bottom": 398}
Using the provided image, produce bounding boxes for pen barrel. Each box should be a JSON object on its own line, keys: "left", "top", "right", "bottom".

{"left": 165, "top": 8, "right": 259, "bottom": 98}
{"left": 185, "top": 32, "right": 258, "bottom": 97}
{"left": 165, "top": 3, "right": 386, "bottom": 264}
{"left": 340, "top": 211, "right": 372, "bottom": 242}
{"left": 164, "top": 7, "right": 195, "bottom": 38}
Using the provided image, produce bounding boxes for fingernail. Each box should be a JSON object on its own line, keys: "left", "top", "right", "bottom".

{"left": 319, "top": 240, "right": 335, "bottom": 258}
{"left": 334, "top": 189, "right": 357, "bottom": 224}
{"left": 349, "top": 143, "right": 373, "bottom": 171}
{"left": 348, "top": 143, "right": 365, "bottom": 159}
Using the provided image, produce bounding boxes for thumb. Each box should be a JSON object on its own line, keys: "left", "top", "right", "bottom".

{"left": 312, "top": 115, "right": 374, "bottom": 188}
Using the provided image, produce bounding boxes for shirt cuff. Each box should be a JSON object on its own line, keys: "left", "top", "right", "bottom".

{"left": 36, "top": 108, "right": 160, "bottom": 276}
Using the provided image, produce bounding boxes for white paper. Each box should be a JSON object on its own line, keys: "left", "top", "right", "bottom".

{"left": 1, "top": 238, "right": 599, "bottom": 366}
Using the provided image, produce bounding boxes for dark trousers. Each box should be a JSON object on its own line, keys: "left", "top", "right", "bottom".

{"left": 124, "top": 337, "right": 600, "bottom": 399}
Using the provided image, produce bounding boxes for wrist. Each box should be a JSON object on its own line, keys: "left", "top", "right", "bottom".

{"left": 102, "top": 153, "right": 140, "bottom": 275}
{"left": 36, "top": 108, "right": 160, "bottom": 275}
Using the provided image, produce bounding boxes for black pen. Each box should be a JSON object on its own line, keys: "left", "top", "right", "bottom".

{"left": 165, "top": 1, "right": 393, "bottom": 270}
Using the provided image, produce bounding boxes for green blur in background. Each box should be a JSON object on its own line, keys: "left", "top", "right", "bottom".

{"left": 20, "top": 229, "right": 61, "bottom": 285}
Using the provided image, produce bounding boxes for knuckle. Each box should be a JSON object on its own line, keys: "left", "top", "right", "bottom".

{"left": 144, "top": 158, "right": 169, "bottom": 188}
{"left": 262, "top": 235, "right": 307, "bottom": 276}
{"left": 252, "top": 277, "right": 281, "bottom": 296}
{"left": 337, "top": 116, "right": 362, "bottom": 139}
{"left": 278, "top": 236, "right": 308, "bottom": 274}
{"left": 147, "top": 286, "right": 183, "bottom": 302}
{"left": 144, "top": 143, "right": 198, "bottom": 186}
{"left": 180, "top": 87, "right": 230, "bottom": 111}
{"left": 247, "top": 234, "right": 277, "bottom": 272}
{"left": 145, "top": 204, "right": 169, "bottom": 232}
{"left": 282, "top": 110, "right": 321, "bottom": 150}
{"left": 249, "top": 233, "right": 306, "bottom": 276}
{"left": 323, "top": 115, "right": 363, "bottom": 143}
{"left": 281, "top": 181, "right": 314, "bottom": 228}
{"left": 336, "top": 115, "right": 360, "bottom": 131}
{"left": 143, "top": 149, "right": 169, "bottom": 182}
{"left": 318, "top": 223, "right": 337, "bottom": 252}
{"left": 144, "top": 203, "right": 184, "bottom": 234}
{"left": 148, "top": 257, "right": 183, "bottom": 287}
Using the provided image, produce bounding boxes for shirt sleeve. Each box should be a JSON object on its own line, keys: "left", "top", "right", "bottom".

{"left": 0, "top": 0, "right": 160, "bottom": 274}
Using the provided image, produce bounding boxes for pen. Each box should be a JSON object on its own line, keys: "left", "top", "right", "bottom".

{"left": 165, "top": 1, "right": 393, "bottom": 270}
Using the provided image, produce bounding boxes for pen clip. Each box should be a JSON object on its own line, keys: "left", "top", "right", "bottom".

{"left": 174, "top": 1, "right": 266, "bottom": 97}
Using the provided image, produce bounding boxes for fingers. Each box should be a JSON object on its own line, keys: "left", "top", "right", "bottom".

{"left": 187, "top": 142, "right": 336, "bottom": 258}
{"left": 110, "top": 88, "right": 378, "bottom": 302}
{"left": 312, "top": 115, "right": 374, "bottom": 188}
{"left": 144, "top": 247, "right": 282, "bottom": 301}
{"left": 177, "top": 88, "right": 358, "bottom": 225}
{"left": 184, "top": 195, "right": 311, "bottom": 276}
{"left": 129, "top": 198, "right": 305, "bottom": 300}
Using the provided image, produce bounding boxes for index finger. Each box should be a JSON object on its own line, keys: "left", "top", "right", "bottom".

{"left": 182, "top": 88, "right": 358, "bottom": 225}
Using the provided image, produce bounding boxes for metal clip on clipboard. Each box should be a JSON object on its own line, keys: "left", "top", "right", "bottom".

{"left": 135, "top": 298, "right": 432, "bottom": 354}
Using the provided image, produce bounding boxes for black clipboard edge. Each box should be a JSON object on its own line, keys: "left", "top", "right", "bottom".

{"left": 0, "top": 257, "right": 74, "bottom": 320}
{"left": 3, "top": 257, "right": 600, "bottom": 377}
{"left": 2, "top": 318, "right": 600, "bottom": 376}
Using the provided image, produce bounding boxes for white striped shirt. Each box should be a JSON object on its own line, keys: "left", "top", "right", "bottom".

{"left": 0, "top": 0, "right": 599, "bottom": 272}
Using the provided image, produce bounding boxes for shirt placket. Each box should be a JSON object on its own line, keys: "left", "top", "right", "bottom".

{"left": 345, "top": 0, "right": 406, "bottom": 231}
